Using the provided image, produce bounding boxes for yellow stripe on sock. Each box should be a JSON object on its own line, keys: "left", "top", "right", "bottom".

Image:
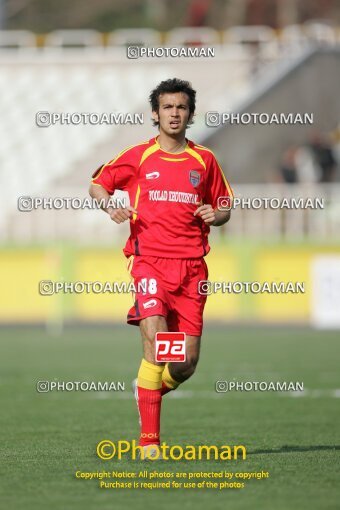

{"left": 162, "top": 363, "right": 180, "bottom": 390}
{"left": 137, "top": 359, "right": 164, "bottom": 390}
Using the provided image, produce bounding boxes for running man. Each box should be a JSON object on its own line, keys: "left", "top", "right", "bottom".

{"left": 89, "top": 78, "right": 233, "bottom": 458}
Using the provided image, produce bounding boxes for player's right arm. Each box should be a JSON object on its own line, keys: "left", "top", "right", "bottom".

{"left": 89, "top": 148, "right": 138, "bottom": 224}
{"left": 89, "top": 182, "right": 137, "bottom": 224}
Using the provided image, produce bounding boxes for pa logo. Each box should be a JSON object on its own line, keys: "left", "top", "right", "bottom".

{"left": 189, "top": 170, "right": 200, "bottom": 187}
{"left": 155, "top": 332, "right": 186, "bottom": 362}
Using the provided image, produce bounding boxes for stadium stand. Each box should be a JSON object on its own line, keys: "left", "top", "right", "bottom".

{"left": 0, "top": 25, "right": 339, "bottom": 243}
{"left": 166, "top": 26, "right": 221, "bottom": 45}
{"left": 0, "top": 30, "right": 37, "bottom": 49}
{"left": 107, "top": 29, "right": 163, "bottom": 47}
{"left": 43, "top": 30, "right": 106, "bottom": 48}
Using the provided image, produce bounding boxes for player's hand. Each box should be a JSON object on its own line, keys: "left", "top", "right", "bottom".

{"left": 193, "top": 204, "right": 216, "bottom": 224}
{"left": 108, "top": 205, "right": 138, "bottom": 224}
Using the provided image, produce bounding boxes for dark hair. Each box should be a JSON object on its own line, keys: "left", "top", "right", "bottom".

{"left": 149, "top": 78, "right": 196, "bottom": 127}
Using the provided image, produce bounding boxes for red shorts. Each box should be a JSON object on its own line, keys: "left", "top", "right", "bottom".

{"left": 126, "top": 256, "right": 208, "bottom": 337}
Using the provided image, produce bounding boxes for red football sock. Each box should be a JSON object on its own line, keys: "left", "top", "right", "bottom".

{"left": 137, "top": 386, "right": 162, "bottom": 446}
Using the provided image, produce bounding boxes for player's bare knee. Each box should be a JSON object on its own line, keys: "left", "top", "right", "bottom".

{"left": 171, "top": 365, "right": 194, "bottom": 382}
{"left": 186, "top": 356, "right": 199, "bottom": 377}
{"left": 171, "top": 356, "right": 199, "bottom": 382}
{"left": 182, "top": 364, "right": 196, "bottom": 380}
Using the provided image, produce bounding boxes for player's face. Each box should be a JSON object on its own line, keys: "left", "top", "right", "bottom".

{"left": 153, "top": 92, "right": 192, "bottom": 136}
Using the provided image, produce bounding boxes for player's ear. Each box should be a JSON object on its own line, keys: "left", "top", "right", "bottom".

{"left": 152, "top": 110, "right": 159, "bottom": 123}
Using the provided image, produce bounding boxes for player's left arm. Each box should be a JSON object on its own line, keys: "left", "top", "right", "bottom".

{"left": 194, "top": 204, "right": 230, "bottom": 226}
{"left": 194, "top": 153, "right": 233, "bottom": 227}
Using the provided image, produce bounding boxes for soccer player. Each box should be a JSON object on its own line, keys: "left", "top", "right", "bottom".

{"left": 89, "top": 78, "right": 233, "bottom": 458}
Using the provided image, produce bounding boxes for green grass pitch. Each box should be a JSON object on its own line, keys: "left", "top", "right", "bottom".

{"left": 1, "top": 325, "right": 339, "bottom": 510}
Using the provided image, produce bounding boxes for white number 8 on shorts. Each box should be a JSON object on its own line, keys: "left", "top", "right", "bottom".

{"left": 140, "top": 277, "right": 158, "bottom": 295}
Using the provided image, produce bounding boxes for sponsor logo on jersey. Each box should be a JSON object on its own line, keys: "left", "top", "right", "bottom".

{"left": 146, "top": 171, "right": 160, "bottom": 180}
{"left": 143, "top": 299, "right": 157, "bottom": 309}
{"left": 189, "top": 170, "right": 200, "bottom": 187}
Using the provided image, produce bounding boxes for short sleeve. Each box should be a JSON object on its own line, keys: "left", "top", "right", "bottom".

{"left": 91, "top": 148, "right": 137, "bottom": 195}
{"left": 203, "top": 154, "right": 233, "bottom": 209}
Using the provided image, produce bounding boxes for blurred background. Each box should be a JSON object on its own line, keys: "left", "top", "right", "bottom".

{"left": 1, "top": 0, "right": 340, "bottom": 329}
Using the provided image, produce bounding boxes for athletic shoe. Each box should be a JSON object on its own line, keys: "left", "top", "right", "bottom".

{"left": 139, "top": 444, "right": 163, "bottom": 460}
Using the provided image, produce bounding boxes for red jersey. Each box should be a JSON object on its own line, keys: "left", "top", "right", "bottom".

{"left": 91, "top": 136, "right": 233, "bottom": 258}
